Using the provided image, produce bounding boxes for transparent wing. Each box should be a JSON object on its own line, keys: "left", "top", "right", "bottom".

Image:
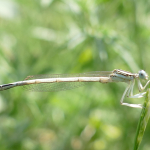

{"left": 23, "top": 71, "right": 112, "bottom": 92}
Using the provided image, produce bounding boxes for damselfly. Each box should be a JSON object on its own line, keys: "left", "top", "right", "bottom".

{"left": 0, "top": 69, "right": 149, "bottom": 108}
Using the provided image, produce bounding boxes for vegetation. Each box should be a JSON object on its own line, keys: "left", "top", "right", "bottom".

{"left": 134, "top": 89, "right": 150, "bottom": 150}
{"left": 0, "top": 0, "right": 150, "bottom": 150}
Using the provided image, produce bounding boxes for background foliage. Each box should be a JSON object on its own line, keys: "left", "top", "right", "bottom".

{"left": 0, "top": 0, "right": 150, "bottom": 150}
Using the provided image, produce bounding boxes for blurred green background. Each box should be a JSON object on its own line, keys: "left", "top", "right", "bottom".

{"left": 0, "top": 0, "right": 150, "bottom": 150}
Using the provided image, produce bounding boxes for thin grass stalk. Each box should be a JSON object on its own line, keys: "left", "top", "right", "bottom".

{"left": 133, "top": 89, "right": 150, "bottom": 150}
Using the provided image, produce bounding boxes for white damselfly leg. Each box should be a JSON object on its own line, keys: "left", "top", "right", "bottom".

{"left": 127, "top": 79, "right": 145, "bottom": 98}
{"left": 138, "top": 79, "right": 150, "bottom": 92}
{"left": 119, "top": 80, "right": 142, "bottom": 108}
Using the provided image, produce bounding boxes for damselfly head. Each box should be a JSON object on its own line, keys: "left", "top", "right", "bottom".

{"left": 138, "top": 70, "right": 148, "bottom": 80}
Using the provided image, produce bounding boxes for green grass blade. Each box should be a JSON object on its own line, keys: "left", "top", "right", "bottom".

{"left": 133, "top": 89, "right": 150, "bottom": 150}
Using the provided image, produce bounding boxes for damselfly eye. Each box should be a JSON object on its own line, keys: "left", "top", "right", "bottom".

{"left": 139, "top": 70, "right": 148, "bottom": 80}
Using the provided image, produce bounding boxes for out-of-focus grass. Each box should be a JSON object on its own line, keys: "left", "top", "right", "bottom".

{"left": 0, "top": 0, "right": 150, "bottom": 150}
